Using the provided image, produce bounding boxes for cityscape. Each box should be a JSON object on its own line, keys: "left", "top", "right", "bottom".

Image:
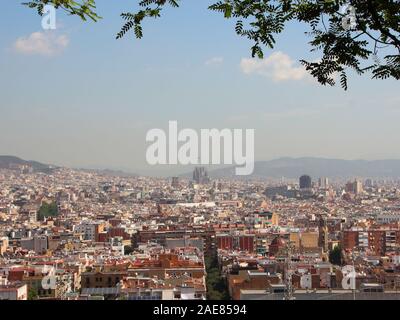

{"left": 1, "top": 0, "right": 400, "bottom": 309}
{"left": 1, "top": 157, "right": 400, "bottom": 300}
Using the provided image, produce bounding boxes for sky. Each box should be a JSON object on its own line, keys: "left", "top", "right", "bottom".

{"left": 0, "top": 1, "right": 399, "bottom": 176}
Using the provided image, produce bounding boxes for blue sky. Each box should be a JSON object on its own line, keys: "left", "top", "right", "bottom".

{"left": 0, "top": 1, "right": 399, "bottom": 175}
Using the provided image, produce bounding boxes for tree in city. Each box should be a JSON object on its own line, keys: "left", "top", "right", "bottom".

{"left": 124, "top": 245, "right": 134, "bottom": 255}
{"left": 37, "top": 201, "right": 59, "bottom": 221}
{"left": 22, "top": 1, "right": 399, "bottom": 89}
{"left": 329, "top": 245, "right": 343, "bottom": 265}
{"left": 205, "top": 251, "right": 230, "bottom": 300}
{"left": 28, "top": 286, "right": 39, "bottom": 300}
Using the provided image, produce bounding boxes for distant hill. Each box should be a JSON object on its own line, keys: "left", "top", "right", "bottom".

{"left": 3, "top": 155, "right": 400, "bottom": 179}
{"left": 79, "top": 168, "right": 138, "bottom": 178}
{"left": 207, "top": 157, "right": 400, "bottom": 179}
{"left": 0, "top": 155, "right": 55, "bottom": 173}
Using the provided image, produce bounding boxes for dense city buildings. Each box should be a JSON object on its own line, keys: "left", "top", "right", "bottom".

{"left": 1, "top": 164, "right": 400, "bottom": 300}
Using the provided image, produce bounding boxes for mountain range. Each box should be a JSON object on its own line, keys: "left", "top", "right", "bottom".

{"left": 2, "top": 155, "right": 400, "bottom": 179}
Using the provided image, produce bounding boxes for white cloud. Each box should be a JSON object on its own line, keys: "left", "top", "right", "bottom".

{"left": 240, "top": 51, "right": 309, "bottom": 82}
{"left": 205, "top": 57, "right": 224, "bottom": 67}
{"left": 13, "top": 31, "right": 69, "bottom": 56}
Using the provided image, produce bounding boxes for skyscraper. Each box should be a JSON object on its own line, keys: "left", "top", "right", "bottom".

{"left": 299, "top": 175, "right": 312, "bottom": 189}
{"left": 345, "top": 179, "right": 363, "bottom": 195}
{"left": 318, "top": 177, "right": 329, "bottom": 189}
{"left": 365, "top": 179, "right": 374, "bottom": 188}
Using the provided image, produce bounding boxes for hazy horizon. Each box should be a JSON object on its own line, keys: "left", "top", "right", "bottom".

{"left": 4, "top": 154, "right": 400, "bottom": 178}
